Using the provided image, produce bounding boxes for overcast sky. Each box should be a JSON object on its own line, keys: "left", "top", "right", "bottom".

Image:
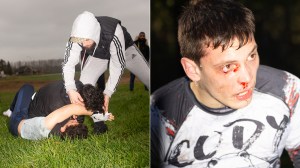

{"left": 0, "top": 0, "right": 150, "bottom": 63}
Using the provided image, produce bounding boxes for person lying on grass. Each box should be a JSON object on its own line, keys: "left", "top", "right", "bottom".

{"left": 4, "top": 80, "right": 113, "bottom": 134}
{"left": 7, "top": 83, "right": 114, "bottom": 140}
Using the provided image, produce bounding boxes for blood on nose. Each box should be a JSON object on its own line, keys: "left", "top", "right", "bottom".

{"left": 241, "top": 82, "right": 248, "bottom": 89}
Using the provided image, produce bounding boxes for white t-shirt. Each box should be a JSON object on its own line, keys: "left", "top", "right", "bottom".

{"left": 151, "top": 65, "right": 300, "bottom": 167}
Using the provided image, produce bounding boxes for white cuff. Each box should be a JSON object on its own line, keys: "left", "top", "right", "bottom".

{"left": 91, "top": 112, "right": 111, "bottom": 122}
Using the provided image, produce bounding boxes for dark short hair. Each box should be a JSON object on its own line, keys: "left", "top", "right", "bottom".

{"left": 60, "top": 123, "right": 88, "bottom": 140}
{"left": 178, "top": 0, "right": 255, "bottom": 65}
{"left": 78, "top": 84, "right": 104, "bottom": 114}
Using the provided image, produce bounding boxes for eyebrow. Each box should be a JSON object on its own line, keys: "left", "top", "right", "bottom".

{"left": 213, "top": 44, "right": 258, "bottom": 67}
{"left": 249, "top": 45, "right": 258, "bottom": 55}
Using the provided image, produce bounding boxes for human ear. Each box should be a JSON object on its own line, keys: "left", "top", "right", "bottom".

{"left": 181, "top": 57, "right": 201, "bottom": 81}
{"left": 60, "top": 126, "right": 66, "bottom": 133}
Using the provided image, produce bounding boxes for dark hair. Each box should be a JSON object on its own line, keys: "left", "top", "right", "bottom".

{"left": 178, "top": 0, "right": 255, "bottom": 65}
{"left": 60, "top": 123, "right": 88, "bottom": 140}
{"left": 93, "top": 121, "right": 108, "bottom": 135}
{"left": 78, "top": 84, "right": 104, "bottom": 113}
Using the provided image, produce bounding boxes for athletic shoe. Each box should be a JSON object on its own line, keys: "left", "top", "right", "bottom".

{"left": 3, "top": 109, "right": 12, "bottom": 117}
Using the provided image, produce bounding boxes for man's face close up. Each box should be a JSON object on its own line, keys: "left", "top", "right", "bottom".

{"left": 196, "top": 37, "right": 260, "bottom": 109}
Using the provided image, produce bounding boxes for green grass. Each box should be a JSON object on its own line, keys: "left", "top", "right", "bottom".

{"left": 0, "top": 73, "right": 149, "bottom": 167}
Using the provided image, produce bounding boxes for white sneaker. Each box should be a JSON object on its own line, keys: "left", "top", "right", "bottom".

{"left": 3, "top": 109, "right": 12, "bottom": 117}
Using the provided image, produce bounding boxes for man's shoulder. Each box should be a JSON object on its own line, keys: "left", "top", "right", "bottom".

{"left": 256, "top": 65, "right": 300, "bottom": 104}
{"left": 151, "top": 77, "right": 195, "bottom": 129}
{"left": 151, "top": 77, "right": 189, "bottom": 102}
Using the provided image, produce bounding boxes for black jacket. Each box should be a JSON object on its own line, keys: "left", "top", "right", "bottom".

{"left": 94, "top": 16, "right": 134, "bottom": 60}
{"left": 28, "top": 80, "right": 83, "bottom": 135}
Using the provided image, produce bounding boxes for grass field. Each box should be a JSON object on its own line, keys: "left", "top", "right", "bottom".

{"left": 0, "top": 71, "right": 150, "bottom": 167}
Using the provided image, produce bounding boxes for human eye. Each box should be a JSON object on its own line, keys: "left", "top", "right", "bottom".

{"left": 221, "top": 64, "right": 238, "bottom": 73}
{"left": 247, "top": 53, "right": 257, "bottom": 61}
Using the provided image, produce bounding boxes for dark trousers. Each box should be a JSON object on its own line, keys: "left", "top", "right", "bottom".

{"left": 9, "top": 84, "right": 34, "bottom": 136}
{"left": 130, "top": 72, "right": 148, "bottom": 91}
{"left": 97, "top": 74, "right": 105, "bottom": 91}
{"left": 130, "top": 73, "right": 136, "bottom": 91}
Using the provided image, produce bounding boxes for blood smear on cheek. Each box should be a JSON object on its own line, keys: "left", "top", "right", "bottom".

{"left": 233, "top": 65, "right": 240, "bottom": 72}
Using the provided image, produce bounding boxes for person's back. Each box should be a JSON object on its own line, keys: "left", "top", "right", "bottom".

{"left": 26, "top": 81, "right": 84, "bottom": 136}
{"left": 28, "top": 81, "right": 78, "bottom": 118}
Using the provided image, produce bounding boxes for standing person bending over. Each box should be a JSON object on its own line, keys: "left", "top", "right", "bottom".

{"left": 151, "top": 0, "right": 300, "bottom": 167}
{"left": 62, "top": 11, "right": 150, "bottom": 111}
{"left": 130, "top": 32, "right": 150, "bottom": 91}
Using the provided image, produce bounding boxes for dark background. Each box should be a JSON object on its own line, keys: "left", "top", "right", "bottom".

{"left": 151, "top": 0, "right": 300, "bottom": 93}
{"left": 151, "top": 0, "right": 300, "bottom": 167}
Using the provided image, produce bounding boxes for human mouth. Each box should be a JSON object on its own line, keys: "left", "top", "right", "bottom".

{"left": 236, "top": 89, "right": 253, "bottom": 101}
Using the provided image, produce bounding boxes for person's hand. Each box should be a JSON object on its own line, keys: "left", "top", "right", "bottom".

{"left": 104, "top": 94, "right": 110, "bottom": 112}
{"left": 106, "top": 113, "right": 115, "bottom": 121}
{"left": 90, "top": 112, "right": 114, "bottom": 122}
{"left": 67, "top": 90, "right": 84, "bottom": 106}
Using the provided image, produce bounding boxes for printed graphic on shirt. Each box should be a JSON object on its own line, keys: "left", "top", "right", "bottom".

{"left": 164, "top": 93, "right": 290, "bottom": 167}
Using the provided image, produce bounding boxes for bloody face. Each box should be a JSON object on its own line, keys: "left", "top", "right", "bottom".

{"left": 194, "top": 37, "right": 259, "bottom": 109}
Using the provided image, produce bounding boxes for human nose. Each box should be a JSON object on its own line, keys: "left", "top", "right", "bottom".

{"left": 237, "top": 65, "right": 251, "bottom": 89}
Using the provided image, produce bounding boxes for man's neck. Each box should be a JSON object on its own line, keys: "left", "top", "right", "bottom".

{"left": 189, "top": 81, "right": 235, "bottom": 114}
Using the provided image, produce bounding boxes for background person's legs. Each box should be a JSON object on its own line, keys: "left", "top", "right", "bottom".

{"left": 125, "top": 45, "right": 150, "bottom": 90}
{"left": 129, "top": 73, "right": 135, "bottom": 91}
{"left": 9, "top": 84, "right": 34, "bottom": 136}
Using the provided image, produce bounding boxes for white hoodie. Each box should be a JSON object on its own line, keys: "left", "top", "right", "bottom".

{"left": 71, "top": 11, "right": 100, "bottom": 47}
{"left": 62, "top": 11, "right": 100, "bottom": 92}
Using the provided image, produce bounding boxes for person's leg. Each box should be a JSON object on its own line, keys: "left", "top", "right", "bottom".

{"left": 97, "top": 73, "right": 106, "bottom": 91}
{"left": 80, "top": 56, "right": 108, "bottom": 86}
{"left": 104, "top": 24, "right": 126, "bottom": 97}
{"left": 9, "top": 90, "right": 19, "bottom": 111}
{"left": 125, "top": 45, "right": 150, "bottom": 89}
{"left": 9, "top": 84, "right": 34, "bottom": 136}
{"left": 3, "top": 89, "right": 20, "bottom": 117}
{"left": 130, "top": 73, "right": 135, "bottom": 91}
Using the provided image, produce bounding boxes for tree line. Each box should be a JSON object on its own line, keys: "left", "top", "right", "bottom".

{"left": 0, "top": 59, "right": 80, "bottom": 76}
{"left": 0, "top": 59, "right": 13, "bottom": 75}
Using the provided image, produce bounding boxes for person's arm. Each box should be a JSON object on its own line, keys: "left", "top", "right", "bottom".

{"left": 62, "top": 41, "right": 84, "bottom": 105}
{"left": 104, "top": 95, "right": 110, "bottom": 112}
{"left": 44, "top": 104, "right": 92, "bottom": 130}
{"left": 151, "top": 104, "right": 168, "bottom": 167}
{"left": 103, "top": 24, "right": 126, "bottom": 111}
{"left": 283, "top": 72, "right": 300, "bottom": 167}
